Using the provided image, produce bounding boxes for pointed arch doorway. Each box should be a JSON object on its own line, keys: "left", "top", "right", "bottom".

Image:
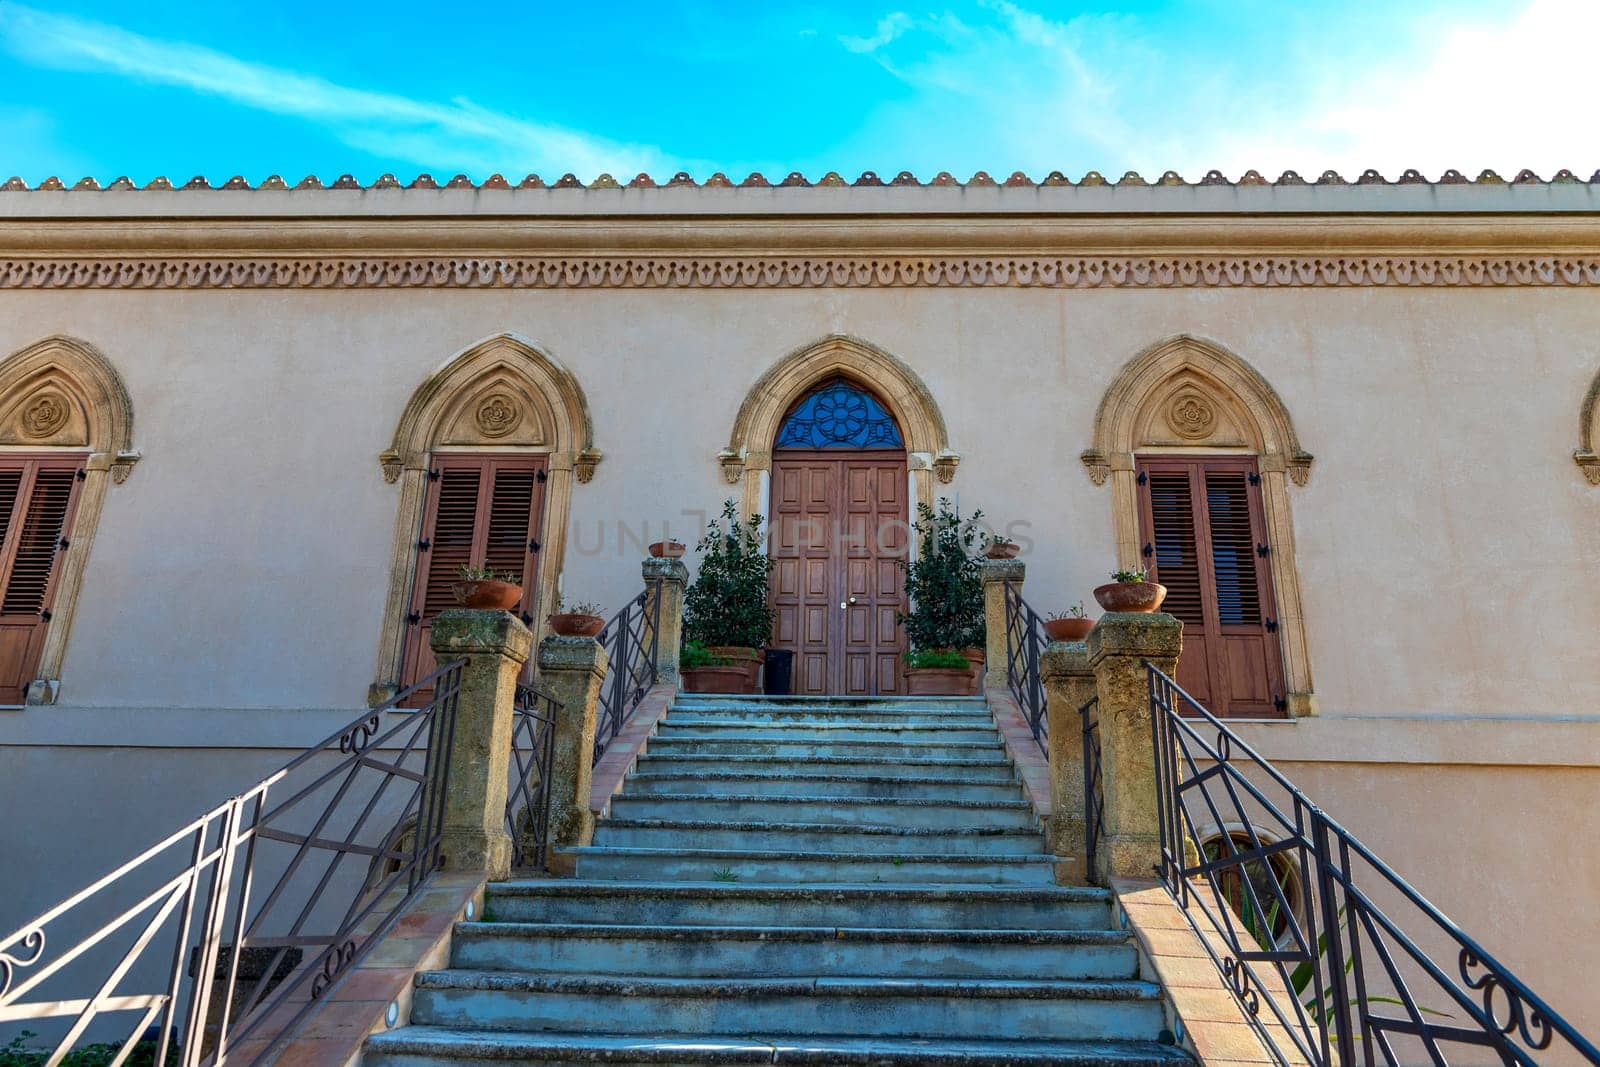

{"left": 769, "top": 379, "right": 910, "bottom": 695}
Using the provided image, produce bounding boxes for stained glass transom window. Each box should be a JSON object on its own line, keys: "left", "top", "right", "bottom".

{"left": 775, "top": 379, "right": 904, "bottom": 449}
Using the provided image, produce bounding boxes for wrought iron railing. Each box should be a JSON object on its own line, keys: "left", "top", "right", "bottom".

{"left": 505, "top": 682, "right": 559, "bottom": 869}
{"left": 0, "top": 662, "right": 464, "bottom": 1066}
{"left": 1002, "top": 580, "right": 1048, "bottom": 747}
{"left": 591, "top": 579, "right": 662, "bottom": 765}
{"left": 1080, "top": 695, "right": 1103, "bottom": 880}
{"left": 1148, "top": 663, "right": 1600, "bottom": 1067}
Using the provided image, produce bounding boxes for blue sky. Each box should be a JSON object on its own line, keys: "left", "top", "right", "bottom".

{"left": 0, "top": 0, "right": 1593, "bottom": 184}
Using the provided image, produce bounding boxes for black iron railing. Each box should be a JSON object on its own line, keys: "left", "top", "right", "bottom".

{"left": 592, "top": 579, "right": 662, "bottom": 765}
{"left": 1080, "top": 694, "right": 1103, "bottom": 880}
{"left": 1002, "top": 580, "right": 1048, "bottom": 747}
{"left": 1148, "top": 663, "right": 1600, "bottom": 1067}
{"left": 505, "top": 682, "right": 559, "bottom": 869}
{"left": 0, "top": 662, "right": 464, "bottom": 1066}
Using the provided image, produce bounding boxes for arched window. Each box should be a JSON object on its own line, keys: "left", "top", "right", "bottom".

{"left": 0, "top": 336, "right": 139, "bottom": 705}
{"left": 776, "top": 379, "right": 904, "bottom": 449}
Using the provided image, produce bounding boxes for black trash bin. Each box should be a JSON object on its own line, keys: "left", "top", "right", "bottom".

{"left": 762, "top": 648, "right": 795, "bottom": 695}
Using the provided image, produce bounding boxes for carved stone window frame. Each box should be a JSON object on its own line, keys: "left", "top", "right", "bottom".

{"left": 1082, "top": 334, "right": 1318, "bottom": 716}
{"left": 1576, "top": 368, "right": 1600, "bottom": 485}
{"left": 369, "top": 332, "right": 599, "bottom": 705}
{"left": 0, "top": 336, "right": 140, "bottom": 704}
{"left": 720, "top": 334, "right": 959, "bottom": 519}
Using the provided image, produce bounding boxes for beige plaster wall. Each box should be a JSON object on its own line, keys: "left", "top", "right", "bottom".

{"left": 0, "top": 284, "right": 1593, "bottom": 716}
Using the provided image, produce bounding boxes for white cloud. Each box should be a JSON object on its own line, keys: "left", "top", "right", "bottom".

{"left": 840, "top": 13, "right": 915, "bottom": 55}
{"left": 830, "top": 0, "right": 1599, "bottom": 178}
{"left": 0, "top": 3, "right": 674, "bottom": 178}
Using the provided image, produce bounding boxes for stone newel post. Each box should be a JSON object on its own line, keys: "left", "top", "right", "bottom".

{"left": 979, "top": 560, "right": 1024, "bottom": 691}
{"left": 428, "top": 609, "right": 533, "bottom": 881}
{"left": 1040, "top": 641, "right": 1096, "bottom": 884}
{"left": 537, "top": 635, "right": 611, "bottom": 875}
{"left": 1086, "top": 611, "right": 1183, "bottom": 883}
{"left": 642, "top": 558, "right": 689, "bottom": 685}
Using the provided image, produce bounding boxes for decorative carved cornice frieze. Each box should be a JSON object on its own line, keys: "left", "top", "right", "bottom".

{"left": 6, "top": 255, "right": 1600, "bottom": 290}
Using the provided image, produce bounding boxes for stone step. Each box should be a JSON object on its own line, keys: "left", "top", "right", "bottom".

{"left": 365, "top": 1027, "right": 1195, "bottom": 1066}
{"left": 592, "top": 818, "right": 1047, "bottom": 855}
{"left": 622, "top": 770, "right": 1027, "bottom": 802}
{"left": 672, "top": 695, "right": 989, "bottom": 710}
{"left": 483, "top": 881, "right": 1114, "bottom": 930}
{"left": 633, "top": 754, "right": 1015, "bottom": 778}
{"left": 644, "top": 736, "right": 1004, "bottom": 759}
{"left": 565, "top": 846, "right": 1060, "bottom": 883}
{"left": 657, "top": 720, "right": 1000, "bottom": 743}
{"left": 450, "top": 922, "right": 1139, "bottom": 979}
{"left": 410, "top": 972, "right": 1166, "bottom": 1042}
{"left": 664, "top": 707, "right": 997, "bottom": 725}
{"left": 608, "top": 793, "right": 1037, "bottom": 829}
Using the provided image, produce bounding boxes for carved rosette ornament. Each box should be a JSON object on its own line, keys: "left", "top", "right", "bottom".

{"left": 474, "top": 392, "right": 521, "bottom": 438}
{"left": 1168, "top": 393, "right": 1216, "bottom": 440}
{"left": 20, "top": 391, "right": 69, "bottom": 437}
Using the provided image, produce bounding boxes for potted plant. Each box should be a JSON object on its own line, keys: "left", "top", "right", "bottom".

{"left": 683, "top": 500, "right": 774, "bottom": 694}
{"left": 679, "top": 640, "right": 749, "bottom": 693}
{"left": 984, "top": 533, "right": 1020, "bottom": 561}
{"left": 648, "top": 538, "right": 687, "bottom": 559}
{"left": 904, "top": 649, "right": 974, "bottom": 695}
{"left": 548, "top": 595, "right": 605, "bottom": 637}
{"left": 1093, "top": 568, "right": 1168, "bottom": 613}
{"left": 898, "top": 499, "right": 987, "bottom": 696}
{"left": 1044, "top": 602, "right": 1095, "bottom": 641}
{"left": 451, "top": 564, "right": 522, "bottom": 610}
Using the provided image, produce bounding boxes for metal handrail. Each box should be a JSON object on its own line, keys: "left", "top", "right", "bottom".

{"left": 591, "top": 578, "right": 662, "bottom": 765}
{"left": 1002, "top": 580, "right": 1048, "bottom": 748}
{"left": 0, "top": 662, "right": 465, "bottom": 1066}
{"left": 1148, "top": 662, "right": 1600, "bottom": 1067}
{"left": 1080, "top": 695, "right": 1103, "bottom": 880}
{"left": 505, "top": 682, "right": 559, "bottom": 869}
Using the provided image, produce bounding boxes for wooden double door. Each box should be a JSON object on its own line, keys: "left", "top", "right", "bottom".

{"left": 770, "top": 451, "right": 909, "bottom": 695}
{"left": 1137, "top": 455, "right": 1286, "bottom": 717}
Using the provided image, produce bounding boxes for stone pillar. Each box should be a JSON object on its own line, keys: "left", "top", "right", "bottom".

{"left": 1086, "top": 612, "right": 1182, "bottom": 883}
{"left": 978, "top": 560, "right": 1025, "bottom": 692}
{"left": 642, "top": 558, "right": 689, "bottom": 685}
{"left": 536, "top": 635, "right": 610, "bottom": 875}
{"left": 428, "top": 610, "right": 533, "bottom": 881}
{"left": 1041, "top": 641, "right": 1096, "bottom": 884}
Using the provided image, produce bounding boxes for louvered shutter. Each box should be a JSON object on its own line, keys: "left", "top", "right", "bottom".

{"left": 0, "top": 457, "right": 86, "bottom": 704}
{"left": 1137, "top": 457, "right": 1284, "bottom": 717}
{"left": 399, "top": 454, "right": 547, "bottom": 704}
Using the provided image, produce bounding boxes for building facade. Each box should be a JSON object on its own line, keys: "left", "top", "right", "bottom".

{"left": 1, "top": 171, "right": 1597, "bottom": 1034}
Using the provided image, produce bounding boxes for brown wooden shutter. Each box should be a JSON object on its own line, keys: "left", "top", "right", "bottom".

{"left": 399, "top": 453, "right": 547, "bottom": 703}
{"left": 1137, "top": 456, "right": 1285, "bottom": 718}
{"left": 0, "top": 456, "right": 86, "bottom": 704}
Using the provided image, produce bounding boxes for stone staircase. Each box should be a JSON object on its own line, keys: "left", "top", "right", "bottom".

{"left": 364, "top": 693, "right": 1191, "bottom": 1066}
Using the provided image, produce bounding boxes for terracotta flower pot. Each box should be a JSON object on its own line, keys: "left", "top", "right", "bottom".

{"left": 906, "top": 668, "right": 976, "bottom": 696}
{"left": 708, "top": 646, "right": 762, "bottom": 688}
{"left": 1092, "top": 582, "right": 1167, "bottom": 614}
{"left": 1044, "top": 617, "right": 1095, "bottom": 642}
{"left": 962, "top": 646, "right": 986, "bottom": 681}
{"left": 648, "top": 540, "right": 687, "bottom": 559}
{"left": 452, "top": 579, "right": 522, "bottom": 610}
{"left": 985, "top": 542, "right": 1020, "bottom": 560}
{"left": 549, "top": 612, "right": 605, "bottom": 637}
{"left": 682, "top": 665, "right": 757, "bottom": 694}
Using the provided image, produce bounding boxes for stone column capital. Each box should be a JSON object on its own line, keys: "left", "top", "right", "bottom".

{"left": 430, "top": 609, "right": 533, "bottom": 665}
{"left": 1041, "top": 641, "right": 1093, "bottom": 681}
{"left": 978, "top": 559, "right": 1025, "bottom": 585}
{"left": 538, "top": 634, "right": 611, "bottom": 680}
{"left": 642, "top": 558, "right": 690, "bottom": 585}
{"left": 1086, "top": 612, "right": 1183, "bottom": 667}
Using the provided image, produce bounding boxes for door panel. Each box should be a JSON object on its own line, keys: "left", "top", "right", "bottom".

{"left": 770, "top": 451, "right": 908, "bottom": 695}
{"left": 1137, "top": 456, "right": 1285, "bottom": 718}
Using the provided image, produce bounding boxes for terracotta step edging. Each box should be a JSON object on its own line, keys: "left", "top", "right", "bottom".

{"left": 589, "top": 683, "right": 676, "bottom": 819}
{"left": 985, "top": 689, "right": 1052, "bottom": 823}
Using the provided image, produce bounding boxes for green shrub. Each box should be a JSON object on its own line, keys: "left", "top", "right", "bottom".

{"left": 679, "top": 640, "right": 735, "bottom": 669}
{"left": 897, "top": 499, "right": 986, "bottom": 653}
{"left": 683, "top": 500, "right": 774, "bottom": 649}
{"left": 905, "top": 649, "right": 971, "bottom": 670}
